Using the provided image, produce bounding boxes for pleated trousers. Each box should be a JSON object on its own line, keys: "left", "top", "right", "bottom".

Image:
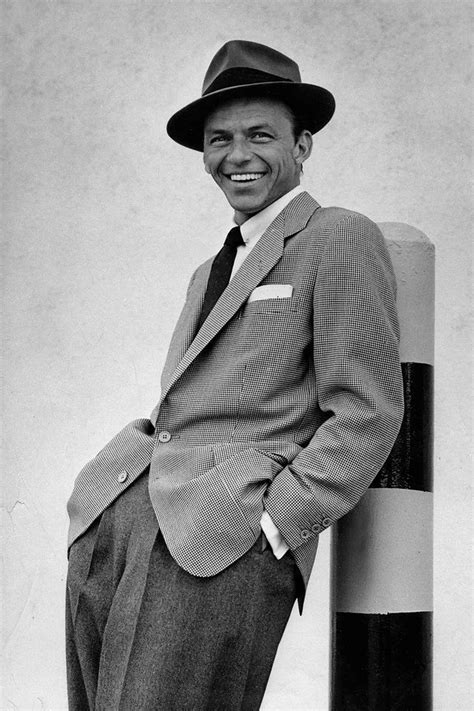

{"left": 66, "top": 472, "right": 298, "bottom": 710}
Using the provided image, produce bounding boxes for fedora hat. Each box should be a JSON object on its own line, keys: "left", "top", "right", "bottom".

{"left": 167, "top": 40, "right": 335, "bottom": 151}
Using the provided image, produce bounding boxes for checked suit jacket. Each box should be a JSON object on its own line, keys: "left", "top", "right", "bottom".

{"left": 67, "top": 191, "right": 404, "bottom": 599}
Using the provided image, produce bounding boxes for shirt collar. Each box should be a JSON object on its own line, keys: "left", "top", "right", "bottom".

{"left": 236, "top": 186, "right": 305, "bottom": 245}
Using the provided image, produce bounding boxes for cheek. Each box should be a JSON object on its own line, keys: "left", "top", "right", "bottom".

{"left": 206, "top": 164, "right": 221, "bottom": 182}
{"left": 205, "top": 157, "right": 223, "bottom": 179}
{"left": 209, "top": 168, "right": 225, "bottom": 190}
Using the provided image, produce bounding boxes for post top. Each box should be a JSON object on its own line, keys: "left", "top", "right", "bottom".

{"left": 378, "top": 222, "right": 433, "bottom": 249}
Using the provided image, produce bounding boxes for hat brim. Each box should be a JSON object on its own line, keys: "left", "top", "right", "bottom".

{"left": 166, "top": 81, "right": 335, "bottom": 151}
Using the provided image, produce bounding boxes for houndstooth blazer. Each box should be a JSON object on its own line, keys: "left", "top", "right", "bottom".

{"left": 67, "top": 192, "right": 404, "bottom": 603}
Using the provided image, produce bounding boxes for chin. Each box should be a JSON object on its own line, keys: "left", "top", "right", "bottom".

{"left": 227, "top": 195, "right": 267, "bottom": 214}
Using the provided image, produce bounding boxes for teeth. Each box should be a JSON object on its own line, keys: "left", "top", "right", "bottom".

{"left": 229, "top": 173, "right": 264, "bottom": 182}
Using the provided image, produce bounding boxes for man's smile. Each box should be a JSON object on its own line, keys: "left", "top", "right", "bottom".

{"left": 226, "top": 172, "right": 266, "bottom": 183}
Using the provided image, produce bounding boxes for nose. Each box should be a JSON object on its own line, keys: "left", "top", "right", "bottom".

{"left": 227, "top": 137, "right": 252, "bottom": 165}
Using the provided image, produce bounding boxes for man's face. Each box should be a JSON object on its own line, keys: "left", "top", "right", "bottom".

{"left": 203, "top": 97, "right": 312, "bottom": 223}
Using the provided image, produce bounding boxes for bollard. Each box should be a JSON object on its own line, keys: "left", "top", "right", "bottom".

{"left": 330, "top": 224, "right": 434, "bottom": 710}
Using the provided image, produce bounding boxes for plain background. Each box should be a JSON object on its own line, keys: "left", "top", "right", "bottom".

{"left": 2, "top": 1, "right": 472, "bottom": 709}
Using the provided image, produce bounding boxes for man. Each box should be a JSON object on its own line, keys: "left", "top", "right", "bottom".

{"left": 66, "top": 40, "right": 404, "bottom": 710}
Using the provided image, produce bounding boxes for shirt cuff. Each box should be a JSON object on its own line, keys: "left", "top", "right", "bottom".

{"left": 260, "top": 510, "right": 289, "bottom": 559}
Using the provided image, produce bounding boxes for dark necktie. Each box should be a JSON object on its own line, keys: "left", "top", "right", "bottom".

{"left": 198, "top": 226, "right": 245, "bottom": 329}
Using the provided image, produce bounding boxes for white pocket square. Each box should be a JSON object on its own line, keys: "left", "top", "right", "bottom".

{"left": 247, "top": 284, "right": 293, "bottom": 303}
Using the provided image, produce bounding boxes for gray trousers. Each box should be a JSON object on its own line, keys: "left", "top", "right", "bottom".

{"left": 66, "top": 472, "right": 298, "bottom": 710}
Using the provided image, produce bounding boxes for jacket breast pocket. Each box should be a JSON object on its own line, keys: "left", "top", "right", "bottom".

{"left": 237, "top": 298, "right": 305, "bottom": 355}
{"left": 241, "top": 297, "right": 299, "bottom": 316}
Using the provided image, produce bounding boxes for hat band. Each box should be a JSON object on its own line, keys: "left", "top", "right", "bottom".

{"left": 203, "top": 67, "right": 293, "bottom": 96}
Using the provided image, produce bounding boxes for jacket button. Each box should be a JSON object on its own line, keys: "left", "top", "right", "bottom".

{"left": 118, "top": 470, "right": 128, "bottom": 483}
{"left": 311, "top": 523, "right": 322, "bottom": 534}
{"left": 301, "top": 529, "right": 311, "bottom": 540}
{"left": 158, "top": 430, "right": 172, "bottom": 443}
{"left": 322, "top": 517, "right": 331, "bottom": 527}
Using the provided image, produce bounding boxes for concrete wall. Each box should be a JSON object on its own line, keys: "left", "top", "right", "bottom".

{"left": 2, "top": 1, "right": 472, "bottom": 708}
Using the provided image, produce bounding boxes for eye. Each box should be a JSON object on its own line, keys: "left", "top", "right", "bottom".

{"left": 208, "top": 134, "right": 229, "bottom": 145}
{"left": 250, "top": 131, "right": 273, "bottom": 142}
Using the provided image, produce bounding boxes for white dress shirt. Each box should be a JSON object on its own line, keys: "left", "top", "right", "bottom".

{"left": 228, "top": 185, "right": 305, "bottom": 558}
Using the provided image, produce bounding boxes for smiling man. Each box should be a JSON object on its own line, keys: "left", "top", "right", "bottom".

{"left": 66, "top": 41, "right": 404, "bottom": 710}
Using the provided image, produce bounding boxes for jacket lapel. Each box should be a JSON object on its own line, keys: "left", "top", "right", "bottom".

{"left": 159, "top": 192, "right": 320, "bottom": 404}
{"left": 158, "top": 259, "right": 212, "bottom": 390}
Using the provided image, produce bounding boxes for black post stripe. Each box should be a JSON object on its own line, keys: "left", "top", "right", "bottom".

{"left": 331, "top": 612, "right": 432, "bottom": 711}
{"left": 372, "top": 362, "right": 433, "bottom": 492}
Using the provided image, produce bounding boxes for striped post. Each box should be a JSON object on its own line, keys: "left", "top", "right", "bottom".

{"left": 330, "top": 223, "right": 434, "bottom": 710}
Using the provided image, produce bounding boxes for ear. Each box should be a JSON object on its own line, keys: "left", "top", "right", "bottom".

{"left": 293, "top": 130, "right": 313, "bottom": 166}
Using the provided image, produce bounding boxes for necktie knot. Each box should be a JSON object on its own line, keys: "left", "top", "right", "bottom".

{"left": 224, "top": 226, "right": 244, "bottom": 249}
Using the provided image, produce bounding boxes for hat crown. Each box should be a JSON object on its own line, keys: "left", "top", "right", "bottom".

{"left": 202, "top": 40, "right": 301, "bottom": 96}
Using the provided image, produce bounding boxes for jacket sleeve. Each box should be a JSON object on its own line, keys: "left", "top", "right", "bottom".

{"left": 263, "top": 213, "right": 404, "bottom": 550}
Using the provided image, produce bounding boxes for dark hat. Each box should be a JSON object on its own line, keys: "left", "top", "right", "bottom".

{"left": 167, "top": 40, "right": 335, "bottom": 151}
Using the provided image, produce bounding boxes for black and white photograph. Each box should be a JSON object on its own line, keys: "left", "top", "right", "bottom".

{"left": 2, "top": 1, "right": 472, "bottom": 709}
